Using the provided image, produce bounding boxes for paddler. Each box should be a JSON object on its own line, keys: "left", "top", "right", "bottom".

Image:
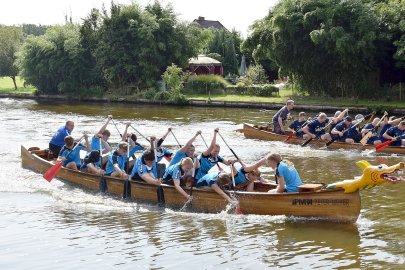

{"left": 271, "top": 99, "right": 294, "bottom": 134}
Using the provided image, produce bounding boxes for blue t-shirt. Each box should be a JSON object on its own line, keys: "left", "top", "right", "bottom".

{"left": 272, "top": 106, "right": 289, "bottom": 124}
{"left": 363, "top": 123, "right": 378, "bottom": 137}
{"left": 234, "top": 168, "right": 249, "bottom": 185}
{"left": 382, "top": 127, "right": 404, "bottom": 146}
{"left": 50, "top": 126, "right": 71, "bottom": 147}
{"left": 105, "top": 150, "right": 129, "bottom": 175}
{"left": 333, "top": 122, "right": 351, "bottom": 139}
{"left": 168, "top": 151, "right": 187, "bottom": 167}
{"left": 195, "top": 154, "right": 225, "bottom": 180}
{"left": 156, "top": 147, "right": 173, "bottom": 163}
{"left": 196, "top": 172, "right": 221, "bottom": 188}
{"left": 59, "top": 143, "right": 85, "bottom": 166}
{"left": 288, "top": 120, "right": 306, "bottom": 138}
{"left": 131, "top": 157, "right": 157, "bottom": 179}
{"left": 306, "top": 119, "right": 328, "bottom": 136}
{"left": 90, "top": 136, "right": 103, "bottom": 152}
{"left": 129, "top": 144, "right": 144, "bottom": 157}
{"left": 163, "top": 163, "right": 184, "bottom": 182}
{"left": 379, "top": 124, "right": 392, "bottom": 140}
{"left": 276, "top": 162, "right": 303, "bottom": 193}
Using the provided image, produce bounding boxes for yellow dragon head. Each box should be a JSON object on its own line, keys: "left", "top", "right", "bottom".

{"left": 326, "top": 161, "right": 405, "bottom": 193}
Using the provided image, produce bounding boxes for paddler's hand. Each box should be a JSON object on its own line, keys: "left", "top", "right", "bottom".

{"left": 168, "top": 127, "right": 172, "bottom": 132}
{"left": 214, "top": 128, "right": 219, "bottom": 133}
{"left": 155, "top": 179, "right": 162, "bottom": 186}
{"left": 196, "top": 130, "right": 202, "bottom": 135}
{"left": 107, "top": 115, "right": 113, "bottom": 120}
{"left": 126, "top": 122, "right": 131, "bottom": 128}
{"left": 311, "top": 133, "right": 316, "bottom": 139}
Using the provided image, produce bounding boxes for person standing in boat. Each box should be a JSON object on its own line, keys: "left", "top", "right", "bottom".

{"left": 58, "top": 135, "right": 90, "bottom": 171}
{"left": 382, "top": 121, "right": 405, "bottom": 146}
{"left": 80, "top": 150, "right": 105, "bottom": 175}
{"left": 105, "top": 142, "right": 130, "bottom": 179}
{"left": 195, "top": 128, "right": 235, "bottom": 180}
{"left": 287, "top": 112, "right": 308, "bottom": 138}
{"left": 168, "top": 130, "right": 201, "bottom": 167}
{"left": 131, "top": 147, "right": 161, "bottom": 186}
{"left": 271, "top": 99, "right": 294, "bottom": 134}
{"left": 49, "top": 120, "right": 75, "bottom": 156}
{"left": 196, "top": 171, "right": 237, "bottom": 204}
{"left": 265, "top": 154, "right": 303, "bottom": 193}
{"left": 302, "top": 113, "right": 332, "bottom": 142}
{"left": 162, "top": 157, "right": 194, "bottom": 200}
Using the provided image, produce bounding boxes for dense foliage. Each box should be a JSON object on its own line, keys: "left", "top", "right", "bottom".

{"left": 0, "top": 26, "right": 24, "bottom": 90}
{"left": 244, "top": 0, "right": 405, "bottom": 98}
{"left": 16, "top": 1, "right": 202, "bottom": 95}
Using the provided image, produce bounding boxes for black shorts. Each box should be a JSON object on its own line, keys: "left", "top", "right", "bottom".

{"left": 49, "top": 143, "right": 62, "bottom": 156}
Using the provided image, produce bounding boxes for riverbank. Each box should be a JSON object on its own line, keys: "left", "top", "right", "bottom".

{"left": 1, "top": 92, "right": 405, "bottom": 115}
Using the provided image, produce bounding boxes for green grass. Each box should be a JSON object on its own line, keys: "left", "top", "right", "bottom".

{"left": 0, "top": 76, "right": 36, "bottom": 94}
{"left": 186, "top": 87, "right": 405, "bottom": 109}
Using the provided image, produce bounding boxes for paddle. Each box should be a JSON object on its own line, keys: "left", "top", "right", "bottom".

{"left": 360, "top": 112, "right": 387, "bottom": 145}
{"left": 200, "top": 134, "right": 223, "bottom": 171}
{"left": 152, "top": 139, "right": 165, "bottom": 206}
{"left": 130, "top": 125, "right": 150, "bottom": 142}
{"left": 43, "top": 136, "right": 84, "bottom": 182}
{"left": 326, "top": 118, "right": 365, "bottom": 146}
{"left": 110, "top": 118, "right": 122, "bottom": 138}
{"left": 230, "top": 164, "right": 242, "bottom": 214}
{"left": 376, "top": 135, "right": 404, "bottom": 151}
{"left": 170, "top": 130, "right": 182, "bottom": 147}
{"left": 217, "top": 131, "right": 240, "bottom": 161}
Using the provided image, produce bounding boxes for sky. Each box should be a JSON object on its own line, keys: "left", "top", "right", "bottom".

{"left": 0, "top": 0, "right": 278, "bottom": 37}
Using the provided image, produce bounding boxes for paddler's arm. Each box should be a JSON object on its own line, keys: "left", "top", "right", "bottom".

{"left": 179, "top": 131, "right": 201, "bottom": 153}
{"left": 242, "top": 157, "right": 267, "bottom": 172}
{"left": 334, "top": 109, "right": 349, "bottom": 123}
{"left": 157, "top": 127, "right": 171, "bottom": 147}
{"left": 274, "top": 176, "right": 286, "bottom": 193}
{"left": 141, "top": 173, "right": 161, "bottom": 186}
{"left": 211, "top": 183, "right": 234, "bottom": 203}
{"left": 96, "top": 115, "right": 112, "bottom": 136}
{"left": 302, "top": 125, "right": 315, "bottom": 139}
{"left": 122, "top": 123, "right": 131, "bottom": 142}
{"left": 278, "top": 115, "right": 284, "bottom": 132}
{"left": 202, "top": 128, "right": 219, "bottom": 156}
{"left": 174, "top": 179, "right": 191, "bottom": 200}
{"left": 83, "top": 134, "right": 90, "bottom": 151}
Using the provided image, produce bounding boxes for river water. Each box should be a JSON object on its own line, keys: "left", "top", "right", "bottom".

{"left": 1, "top": 98, "right": 404, "bottom": 269}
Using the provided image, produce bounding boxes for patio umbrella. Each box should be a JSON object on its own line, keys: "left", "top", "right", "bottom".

{"left": 239, "top": 54, "right": 247, "bottom": 76}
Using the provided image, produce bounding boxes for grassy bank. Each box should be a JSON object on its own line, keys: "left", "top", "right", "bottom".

{"left": 0, "top": 77, "right": 36, "bottom": 94}
{"left": 1, "top": 76, "right": 404, "bottom": 110}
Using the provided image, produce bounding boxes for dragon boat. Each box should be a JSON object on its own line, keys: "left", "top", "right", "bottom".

{"left": 242, "top": 123, "right": 405, "bottom": 155}
{"left": 21, "top": 145, "right": 405, "bottom": 223}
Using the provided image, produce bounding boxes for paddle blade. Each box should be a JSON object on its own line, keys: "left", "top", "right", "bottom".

{"left": 326, "top": 138, "right": 336, "bottom": 146}
{"left": 284, "top": 134, "right": 293, "bottom": 142}
{"left": 235, "top": 204, "right": 243, "bottom": 215}
{"left": 43, "top": 161, "right": 62, "bottom": 182}
{"left": 376, "top": 140, "right": 393, "bottom": 151}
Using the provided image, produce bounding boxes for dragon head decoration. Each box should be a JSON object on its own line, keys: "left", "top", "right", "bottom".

{"left": 326, "top": 161, "right": 405, "bottom": 193}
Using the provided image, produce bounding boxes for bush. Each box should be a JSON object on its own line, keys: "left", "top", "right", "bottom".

{"left": 226, "top": 84, "right": 279, "bottom": 97}
{"left": 144, "top": 88, "right": 158, "bottom": 99}
{"left": 185, "top": 75, "right": 230, "bottom": 94}
{"left": 169, "top": 93, "right": 188, "bottom": 105}
{"left": 154, "top": 90, "right": 170, "bottom": 101}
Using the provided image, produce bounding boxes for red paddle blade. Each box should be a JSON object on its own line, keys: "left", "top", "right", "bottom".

{"left": 284, "top": 134, "right": 293, "bottom": 142}
{"left": 43, "top": 161, "right": 62, "bottom": 182}
{"left": 235, "top": 204, "right": 243, "bottom": 215}
{"left": 376, "top": 140, "right": 393, "bottom": 151}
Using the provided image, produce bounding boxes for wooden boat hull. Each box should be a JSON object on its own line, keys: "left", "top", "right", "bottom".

{"left": 243, "top": 123, "right": 405, "bottom": 155}
{"left": 21, "top": 145, "right": 361, "bottom": 223}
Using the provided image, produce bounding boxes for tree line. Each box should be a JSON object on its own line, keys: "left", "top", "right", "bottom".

{"left": 0, "top": 1, "right": 242, "bottom": 95}
{"left": 0, "top": 0, "right": 404, "bottom": 99}
{"left": 243, "top": 0, "right": 405, "bottom": 98}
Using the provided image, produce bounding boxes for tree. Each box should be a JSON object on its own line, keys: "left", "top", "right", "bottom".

{"left": 207, "top": 29, "right": 239, "bottom": 75}
{"left": 0, "top": 26, "right": 23, "bottom": 90}
{"left": 162, "top": 63, "right": 184, "bottom": 97}
{"left": 244, "top": 0, "right": 379, "bottom": 98}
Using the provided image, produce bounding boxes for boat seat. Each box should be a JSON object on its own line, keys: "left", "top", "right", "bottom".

{"left": 298, "top": 183, "right": 324, "bottom": 193}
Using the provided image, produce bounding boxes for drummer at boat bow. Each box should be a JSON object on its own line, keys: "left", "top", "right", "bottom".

{"left": 195, "top": 128, "right": 235, "bottom": 180}
{"left": 266, "top": 154, "right": 303, "bottom": 194}
{"left": 272, "top": 99, "right": 294, "bottom": 134}
{"left": 162, "top": 157, "right": 194, "bottom": 200}
{"left": 49, "top": 120, "right": 75, "bottom": 156}
{"left": 58, "top": 135, "right": 90, "bottom": 171}
{"left": 302, "top": 113, "right": 332, "bottom": 142}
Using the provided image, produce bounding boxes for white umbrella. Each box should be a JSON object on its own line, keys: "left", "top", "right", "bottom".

{"left": 239, "top": 54, "right": 247, "bottom": 76}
